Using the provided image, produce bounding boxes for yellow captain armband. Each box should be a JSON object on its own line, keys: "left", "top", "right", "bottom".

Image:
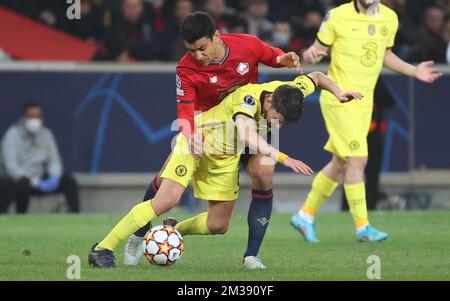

{"left": 277, "top": 152, "right": 289, "bottom": 164}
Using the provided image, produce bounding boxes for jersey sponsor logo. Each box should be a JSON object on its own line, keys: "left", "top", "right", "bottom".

{"left": 361, "top": 42, "right": 378, "bottom": 67}
{"left": 236, "top": 62, "right": 250, "bottom": 76}
{"left": 368, "top": 24, "right": 376, "bottom": 36}
{"left": 175, "top": 165, "right": 187, "bottom": 177}
{"left": 380, "top": 26, "right": 389, "bottom": 36}
{"left": 244, "top": 95, "right": 256, "bottom": 105}
{"left": 209, "top": 76, "right": 218, "bottom": 84}
{"left": 349, "top": 140, "right": 360, "bottom": 150}
{"left": 176, "top": 74, "right": 181, "bottom": 88}
{"left": 176, "top": 89, "right": 185, "bottom": 96}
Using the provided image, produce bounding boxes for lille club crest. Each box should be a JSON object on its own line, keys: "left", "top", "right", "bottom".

{"left": 236, "top": 62, "right": 250, "bottom": 76}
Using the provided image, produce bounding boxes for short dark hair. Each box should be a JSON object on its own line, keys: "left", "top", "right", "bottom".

{"left": 22, "top": 102, "right": 41, "bottom": 115}
{"left": 272, "top": 85, "right": 304, "bottom": 124}
{"left": 180, "top": 12, "right": 216, "bottom": 44}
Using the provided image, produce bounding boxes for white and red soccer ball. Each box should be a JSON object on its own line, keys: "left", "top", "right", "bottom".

{"left": 143, "top": 225, "right": 184, "bottom": 266}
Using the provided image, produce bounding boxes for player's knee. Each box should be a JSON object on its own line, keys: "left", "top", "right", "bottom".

{"left": 207, "top": 221, "right": 229, "bottom": 235}
{"left": 248, "top": 166, "right": 274, "bottom": 189}
{"left": 152, "top": 191, "right": 181, "bottom": 215}
{"left": 332, "top": 156, "right": 348, "bottom": 173}
{"left": 154, "top": 175, "right": 163, "bottom": 188}
{"left": 348, "top": 157, "right": 368, "bottom": 170}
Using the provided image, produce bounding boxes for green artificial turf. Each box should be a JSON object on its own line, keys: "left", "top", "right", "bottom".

{"left": 0, "top": 211, "right": 449, "bottom": 280}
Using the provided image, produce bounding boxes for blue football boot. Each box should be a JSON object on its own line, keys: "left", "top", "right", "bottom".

{"left": 290, "top": 213, "right": 319, "bottom": 243}
{"left": 356, "top": 225, "right": 389, "bottom": 242}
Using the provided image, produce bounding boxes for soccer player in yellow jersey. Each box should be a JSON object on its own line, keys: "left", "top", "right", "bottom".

{"left": 88, "top": 72, "right": 363, "bottom": 268}
{"left": 290, "top": 0, "right": 442, "bottom": 243}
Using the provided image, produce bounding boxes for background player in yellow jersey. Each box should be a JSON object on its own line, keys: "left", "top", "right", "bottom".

{"left": 88, "top": 72, "right": 363, "bottom": 268}
{"left": 290, "top": 0, "right": 442, "bottom": 243}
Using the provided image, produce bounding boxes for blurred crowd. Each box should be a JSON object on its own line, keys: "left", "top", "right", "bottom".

{"left": 1, "top": 0, "right": 450, "bottom": 63}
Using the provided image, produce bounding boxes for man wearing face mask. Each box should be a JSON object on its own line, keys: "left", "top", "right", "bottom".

{"left": 1, "top": 103, "right": 79, "bottom": 213}
{"left": 271, "top": 21, "right": 293, "bottom": 50}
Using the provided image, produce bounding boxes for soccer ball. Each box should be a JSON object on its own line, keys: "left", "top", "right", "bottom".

{"left": 143, "top": 225, "right": 184, "bottom": 266}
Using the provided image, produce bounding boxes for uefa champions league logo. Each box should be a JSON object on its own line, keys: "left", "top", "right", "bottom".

{"left": 66, "top": 0, "right": 81, "bottom": 20}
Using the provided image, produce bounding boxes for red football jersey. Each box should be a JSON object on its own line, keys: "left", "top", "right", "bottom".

{"left": 175, "top": 34, "right": 285, "bottom": 137}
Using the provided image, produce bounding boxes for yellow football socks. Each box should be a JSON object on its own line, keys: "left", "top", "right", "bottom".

{"left": 344, "top": 182, "right": 369, "bottom": 228}
{"left": 97, "top": 200, "right": 157, "bottom": 251}
{"left": 301, "top": 172, "right": 339, "bottom": 216}
{"left": 175, "top": 212, "right": 212, "bottom": 235}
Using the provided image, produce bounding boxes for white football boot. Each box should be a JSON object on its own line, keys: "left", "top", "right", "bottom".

{"left": 243, "top": 256, "right": 267, "bottom": 270}
{"left": 123, "top": 234, "right": 145, "bottom": 266}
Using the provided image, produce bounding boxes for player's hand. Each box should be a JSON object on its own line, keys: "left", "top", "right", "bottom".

{"left": 276, "top": 52, "right": 303, "bottom": 73}
{"left": 415, "top": 61, "right": 442, "bottom": 83}
{"left": 282, "top": 157, "right": 314, "bottom": 176}
{"left": 302, "top": 46, "right": 328, "bottom": 64}
{"left": 189, "top": 133, "right": 204, "bottom": 159}
{"left": 337, "top": 91, "right": 364, "bottom": 103}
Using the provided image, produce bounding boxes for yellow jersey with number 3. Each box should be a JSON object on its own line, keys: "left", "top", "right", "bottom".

{"left": 317, "top": 2, "right": 398, "bottom": 108}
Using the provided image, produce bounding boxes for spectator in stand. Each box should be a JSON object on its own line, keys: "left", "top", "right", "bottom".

{"left": 296, "top": 10, "right": 323, "bottom": 54}
{"left": 1, "top": 103, "right": 80, "bottom": 213}
{"left": 413, "top": 6, "right": 447, "bottom": 63}
{"left": 435, "top": 0, "right": 450, "bottom": 15}
{"left": 146, "top": 0, "right": 167, "bottom": 34}
{"left": 264, "top": 0, "right": 297, "bottom": 23}
{"left": 381, "top": 0, "right": 418, "bottom": 62}
{"left": 61, "top": 0, "right": 104, "bottom": 43}
{"left": 317, "top": 0, "right": 337, "bottom": 14}
{"left": 271, "top": 20, "right": 302, "bottom": 54}
{"left": 203, "top": 0, "right": 236, "bottom": 34}
{"left": 443, "top": 18, "right": 450, "bottom": 64}
{"left": 242, "top": 0, "right": 273, "bottom": 38}
{"left": 104, "top": 0, "right": 164, "bottom": 62}
{"left": 161, "top": 0, "right": 195, "bottom": 61}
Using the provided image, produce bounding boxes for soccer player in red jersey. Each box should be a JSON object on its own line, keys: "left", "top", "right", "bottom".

{"left": 124, "top": 12, "right": 302, "bottom": 269}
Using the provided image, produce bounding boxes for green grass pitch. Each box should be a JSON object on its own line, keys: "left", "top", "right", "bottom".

{"left": 0, "top": 211, "right": 449, "bottom": 280}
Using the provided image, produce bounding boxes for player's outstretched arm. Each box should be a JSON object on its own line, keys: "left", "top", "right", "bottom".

{"left": 302, "top": 40, "right": 329, "bottom": 64}
{"left": 307, "top": 71, "right": 364, "bottom": 103}
{"left": 235, "top": 115, "right": 313, "bottom": 175}
{"left": 384, "top": 49, "right": 442, "bottom": 83}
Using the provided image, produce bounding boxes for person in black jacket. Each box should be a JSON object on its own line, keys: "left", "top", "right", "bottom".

{"left": 103, "top": 0, "right": 165, "bottom": 61}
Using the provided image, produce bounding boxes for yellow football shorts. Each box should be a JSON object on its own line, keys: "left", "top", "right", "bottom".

{"left": 320, "top": 97, "right": 373, "bottom": 158}
{"left": 160, "top": 134, "right": 240, "bottom": 201}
